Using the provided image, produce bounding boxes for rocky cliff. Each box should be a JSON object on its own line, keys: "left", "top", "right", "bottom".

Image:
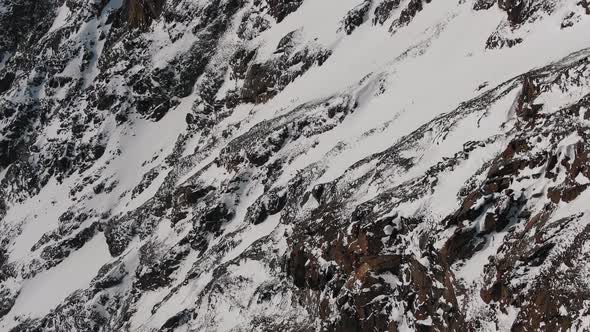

{"left": 1, "top": 0, "right": 590, "bottom": 331}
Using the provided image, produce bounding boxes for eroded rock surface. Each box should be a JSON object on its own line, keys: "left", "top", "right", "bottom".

{"left": 1, "top": 0, "right": 590, "bottom": 331}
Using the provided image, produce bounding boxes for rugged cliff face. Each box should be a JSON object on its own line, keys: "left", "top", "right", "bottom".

{"left": 1, "top": 0, "right": 590, "bottom": 331}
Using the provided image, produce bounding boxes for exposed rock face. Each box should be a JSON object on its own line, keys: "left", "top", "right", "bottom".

{"left": 341, "top": 0, "right": 372, "bottom": 35}
{"left": 124, "top": 0, "right": 166, "bottom": 28}
{"left": 1, "top": 0, "right": 590, "bottom": 331}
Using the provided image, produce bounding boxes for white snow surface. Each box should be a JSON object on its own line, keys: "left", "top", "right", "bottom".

{"left": 1, "top": 0, "right": 590, "bottom": 330}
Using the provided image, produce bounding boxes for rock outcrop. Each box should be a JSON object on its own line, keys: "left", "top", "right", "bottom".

{"left": 1, "top": 0, "right": 590, "bottom": 331}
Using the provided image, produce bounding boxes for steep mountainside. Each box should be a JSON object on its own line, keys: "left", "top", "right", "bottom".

{"left": 1, "top": 0, "right": 590, "bottom": 331}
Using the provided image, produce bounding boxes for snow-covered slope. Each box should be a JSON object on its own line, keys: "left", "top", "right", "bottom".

{"left": 1, "top": 0, "right": 590, "bottom": 330}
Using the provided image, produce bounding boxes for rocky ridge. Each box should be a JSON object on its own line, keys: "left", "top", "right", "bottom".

{"left": 1, "top": 0, "right": 590, "bottom": 331}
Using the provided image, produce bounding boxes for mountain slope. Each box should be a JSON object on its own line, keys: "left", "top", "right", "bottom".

{"left": 1, "top": 0, "right": 590, "bottom": 331}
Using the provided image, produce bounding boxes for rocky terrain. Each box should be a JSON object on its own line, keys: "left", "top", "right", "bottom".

{"left": 1, "top": 0, "right": 590, "bottom": 331}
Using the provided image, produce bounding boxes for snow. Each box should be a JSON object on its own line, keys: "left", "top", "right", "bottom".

{"left": 102, "top": 92, "right": 192, "bottom": 215}
{"left": 258, "top": 0, "right": 590, "bottom": 196}
{"left": 254, "top": 0, "right": 362, "bottom": 60}
{"left": 428, "top": 141, "right": 504, "bottom": 218}
{"left": 455, "top": 230, "right": 507, "bottom": 285}
{"left": 150, "top": 22, "right": 198, "bottom": 69}
{"left": 553, "top": 181, "right": 590, "bottom": 220}
{"left": 214, "top": 259, "right": 270, "bottom": 330}
{"left": 131, "top": 270, "right": 214, "bottom": 331}
{"left": 0, "top": 233, "right": 111, "bottom": 330}
{"left": 222, "top": 212, "right": 282, "bottom": 264}
{"left": 497, "top": 305, "right": 520, "bottom": 331}
{"left": 558, "top": 132, "right": 582, "bottom": 148}
{"left": 6, "top": 178, "right": 71, "bottom": 261}
{"left": 48, "top": 2, "right": 71, "bottom": 33}
{"left": 576, "top": 173, "right": 590, "bottom": 185}
{"left": 3, "top": 0, "right": 590, "bottom": 330}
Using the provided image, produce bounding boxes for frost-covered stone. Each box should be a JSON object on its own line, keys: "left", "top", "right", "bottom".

{"left": 1, "top": 0, "right": 590, "bottom": 331}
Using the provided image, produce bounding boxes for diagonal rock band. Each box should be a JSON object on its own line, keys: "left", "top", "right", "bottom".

{"left": 0, "top": 0, "right": 590, "bottom": 331}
